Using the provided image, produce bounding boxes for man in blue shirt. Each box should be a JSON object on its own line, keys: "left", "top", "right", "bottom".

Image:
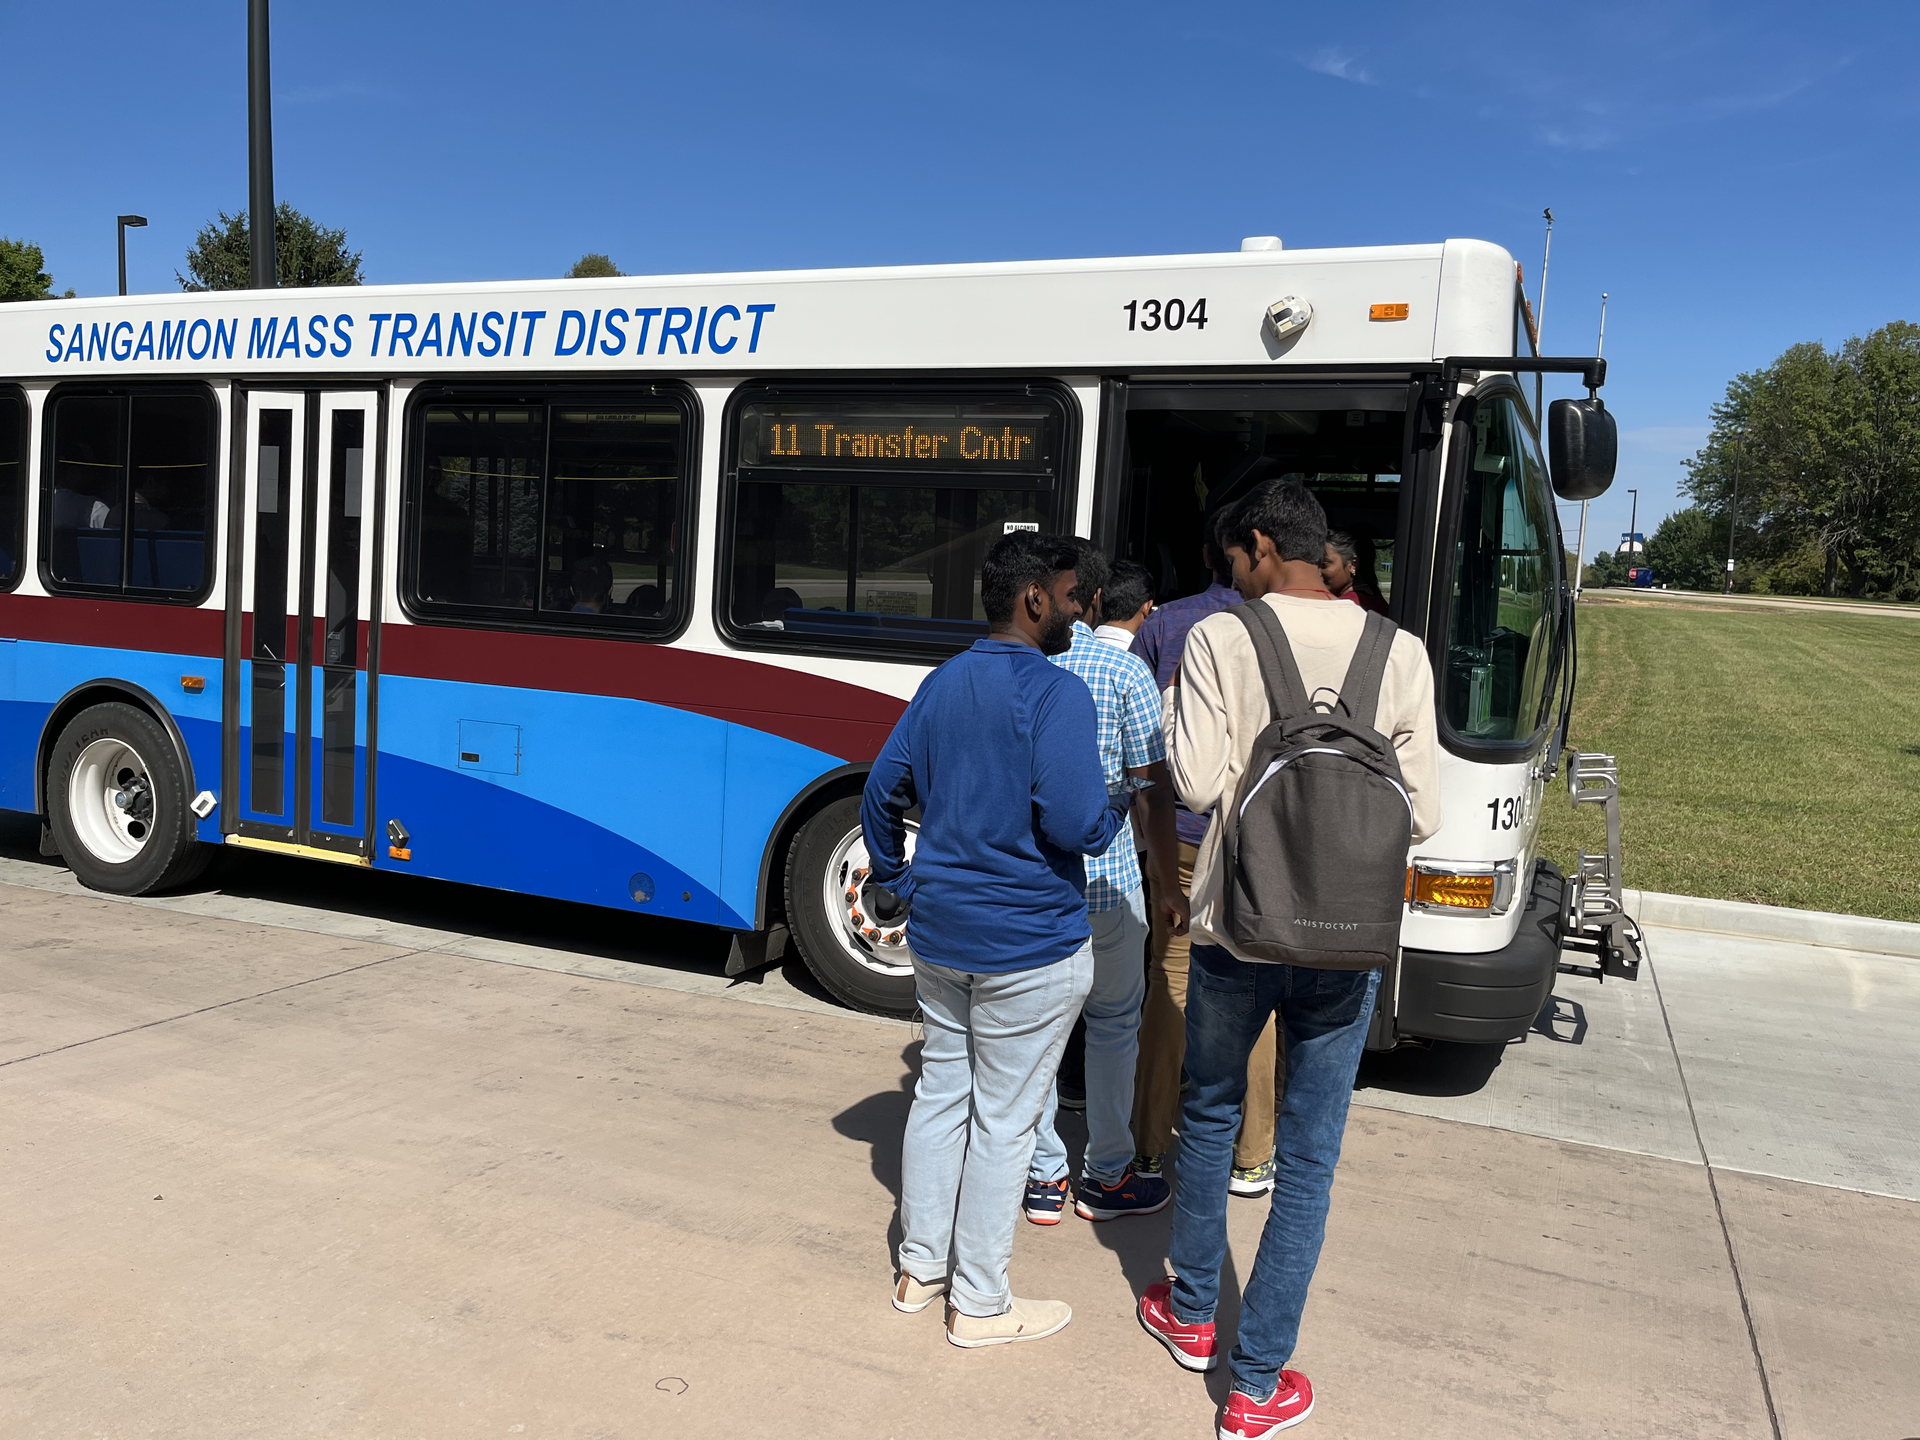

{"left": 1024, "top": 547, "right": 1188, "bottom": 1227}
{"left": 864, "top": 532, "right": 1132, "bottom": 1349}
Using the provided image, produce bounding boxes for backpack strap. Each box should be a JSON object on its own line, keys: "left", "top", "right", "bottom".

{"left": 1335, "top": 610, "right": 1397, "bottom": 731}
{"left": 1233, "top": 599, "right": 1312, "bottom": 723}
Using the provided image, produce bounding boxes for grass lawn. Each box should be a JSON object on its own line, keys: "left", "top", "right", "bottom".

{"left": 1535, "top": 597, "right": 1920, "bottom": 922}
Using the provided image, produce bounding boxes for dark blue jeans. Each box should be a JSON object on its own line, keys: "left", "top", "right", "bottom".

{"left": 1168, "top": 944, "right": 1381, "bottom": 1398}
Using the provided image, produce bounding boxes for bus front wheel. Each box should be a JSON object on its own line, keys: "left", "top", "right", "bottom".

{"left": 47, "top": 702, "right": 210, "bottom": 896}
{"left": 783, "top": 795, "right": 919, "bottom": 1019}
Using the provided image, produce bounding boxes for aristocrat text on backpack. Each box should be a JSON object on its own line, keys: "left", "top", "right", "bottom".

{"left": 1220, "top": 603, "right": 1413, "bottom": 969}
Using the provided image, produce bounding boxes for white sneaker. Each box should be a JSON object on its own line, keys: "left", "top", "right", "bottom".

{"left": 946, "top": 1296, "right": 1072, "bottom": 1347}
{"left": 893, "top": 1272, "right": 948, "bottom": 1313}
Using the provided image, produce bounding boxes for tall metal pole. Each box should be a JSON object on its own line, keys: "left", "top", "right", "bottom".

{"left": 1725, "top": 432, "right": 1744, "bottom": 593}
{"left": 116, "top": 215, "right": 146, "bottom": 296}
{"left": 1627, "top": 489, "right": 1639, "bottom": 576}
{"left": 1533, "top": 208, "right": 1554, "bottom": 420}
{"left": 248, "top": 0, "right": 277, "bottom": 289}
{"left": 1573, "top": 290, "right": 1607, "bottom": 599}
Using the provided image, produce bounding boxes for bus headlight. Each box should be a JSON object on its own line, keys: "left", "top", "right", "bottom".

{"left": 1406, "top": 859, "right": 1519, "bottom": 916}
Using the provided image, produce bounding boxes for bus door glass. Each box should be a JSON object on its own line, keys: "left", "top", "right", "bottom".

{"left": 306, "top": 393, "right": 378, "bottom": 850}
{"left": 233, "top": 391, "right": 379, "bottom": 855}
{"left": 236, "top": 394, "right": 306, "bottom": 832}
{"left": 1111, "top": 385, "right": 1413, "bottom": 611}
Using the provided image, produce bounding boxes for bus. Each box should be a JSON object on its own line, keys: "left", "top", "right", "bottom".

{"left": 0, "top": 235, "right": 1633, "bottom": 1037}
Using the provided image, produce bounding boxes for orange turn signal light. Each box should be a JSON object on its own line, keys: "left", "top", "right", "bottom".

{"left": 1369, "top": 303, "right": 1410, "bottom": 321}
{"left": 1411, "top": 871, "right": 1497, "bottom": 910}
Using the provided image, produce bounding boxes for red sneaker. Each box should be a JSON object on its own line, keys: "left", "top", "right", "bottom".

{"left": 1136, "top": 1279, "right": 1217, "bottom": 1371}
{"left": 1218, "top": 1371, "right": 1315, "bottom": 1438}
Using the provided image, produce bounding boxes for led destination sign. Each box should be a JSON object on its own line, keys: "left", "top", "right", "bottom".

{"left": 739, "top": 401, "right": 1055, "bottom": 475}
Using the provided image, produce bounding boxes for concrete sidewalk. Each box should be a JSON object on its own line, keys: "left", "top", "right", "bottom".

{"left": 2, "top": 860, "right": 1915, "bottom": 1439}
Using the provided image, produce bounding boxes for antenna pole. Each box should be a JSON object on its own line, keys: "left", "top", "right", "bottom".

{"left": 1533, "top": 208, "right": 1554, "bottom": 419}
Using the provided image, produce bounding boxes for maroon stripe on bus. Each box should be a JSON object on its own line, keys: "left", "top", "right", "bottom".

{"left": 0, "top": 594, "right": 224, "bottom": 658}
{"left": 380, "top": 623, "right": 907, "bottom": 762}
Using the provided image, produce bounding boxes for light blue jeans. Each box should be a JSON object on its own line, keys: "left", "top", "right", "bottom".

{"left": 898, "top": 941, "right": 1094, "bottom": 1317}
{"left": 1030, "top": 885, "right": 1150, "bottom": 1187}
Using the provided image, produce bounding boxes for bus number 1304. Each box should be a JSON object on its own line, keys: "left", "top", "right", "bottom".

{"left": 1124, "top": 298, "right": 1208, "bottom": 332}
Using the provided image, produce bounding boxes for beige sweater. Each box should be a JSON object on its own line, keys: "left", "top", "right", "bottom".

{"left": 1167, "top": 593, "right": 1443, "bottom": 962}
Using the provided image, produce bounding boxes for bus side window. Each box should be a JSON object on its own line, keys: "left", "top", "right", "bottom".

{"left": 409, "top": 390, "right": 690, "bottom": 630}
{"left": 1445, "top": 393, "right": 1559, "bottom": 742}
{"left": 45, "top": 388, "right": 214, "bottom": 599}
{"left": 0, "top": 390, "right": 23, "bottom": 589}
{"left": 724, "top": 389, "right": 1067, "bottom": 652}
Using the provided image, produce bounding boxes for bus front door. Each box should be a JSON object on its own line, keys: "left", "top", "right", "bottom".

{"left": 229, "top": 390, "right": 380, "bottom": 862}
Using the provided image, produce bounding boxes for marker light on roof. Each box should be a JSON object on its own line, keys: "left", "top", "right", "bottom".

{"left": 1265, "top": 297, "right": 1312, "bottom": 342}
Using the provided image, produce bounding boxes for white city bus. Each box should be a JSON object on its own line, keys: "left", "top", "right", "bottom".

{"left": 0, "top": 234, "right": 1632, "bottom": 1037}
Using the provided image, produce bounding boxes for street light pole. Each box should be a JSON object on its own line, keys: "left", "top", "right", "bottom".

{"left": 1627, "top": 488, "right": 1639, "bottom": 576}
{"left": 116, "top": 215, "right": 147, "bottom": 296}
{"left": 1725, "top": 432, "right": 1744, "bottom": 594}
{"left": 247, "top": 0, "right": 277, "bottom": 289}
{"left": 1572, "top": 290, "right": 1607, "bottom": 600}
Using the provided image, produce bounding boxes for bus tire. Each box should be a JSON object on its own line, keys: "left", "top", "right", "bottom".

{"left": 783, "top": 795, "right": 919, "bottom": 1020}
{"left": 47, "top": 702, "right": 210, "bottom": 896}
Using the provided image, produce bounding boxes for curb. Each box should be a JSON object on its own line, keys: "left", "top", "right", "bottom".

{"left": 1624, "top": 889, "right": 1920, "bottom": 960}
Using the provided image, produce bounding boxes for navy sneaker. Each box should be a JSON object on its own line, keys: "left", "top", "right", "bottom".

{"left": 1075, "top": 1169, "right": 1172, "bottom": 1221}
{"left": 1024, "top": 1175, "right": 1070, "bottom": 1225}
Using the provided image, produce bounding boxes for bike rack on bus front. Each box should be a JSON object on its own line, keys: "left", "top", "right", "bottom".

{"left": 1558, "top": 751, "right": 1644, "bottom": 981}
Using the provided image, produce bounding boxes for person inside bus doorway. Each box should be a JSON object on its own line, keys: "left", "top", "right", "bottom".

{"left": 1322, "top": 530, "right": 1390, "bottom": 616}
{"left": 1130, "top": 512, "right": 1287, "bottom": 1200}
{"left": 1022, "top": 545, "right": 1188, "bottom": 1227}
{"left": 1137, "top": 479, "right": 1440, "bottom": 1437}
{"left": 863, "top": 531, "right": 1134, "bottom": 1348}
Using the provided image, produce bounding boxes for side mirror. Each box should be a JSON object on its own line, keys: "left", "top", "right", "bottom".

{"left": 1547, "top": 397, "right": 1617, "bottom": 501}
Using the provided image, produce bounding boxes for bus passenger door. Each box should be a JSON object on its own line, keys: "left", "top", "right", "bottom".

{"left": 233, "top": 393, "right": 307, "bottom": 839}
{"left": 229, "top": 390, "right": 379, "bottom": 862}
{"left": 302, "top": 393, "right": 379, "bottom": 857}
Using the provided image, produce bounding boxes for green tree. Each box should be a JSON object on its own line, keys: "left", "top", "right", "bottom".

{"left": 1642, "top": 507, "right": 1726, "bottom": 591}
{"left": 0, "top": 236, "right": 69, "bottom": 301}
{"left": 566, "top": 253, "right": 624, "bottom": 278}
{"left": 1583, "top": 547, "right": 1632, "bottom": 589}
{"left": 178, "top": 204, "right": 364, "bottom": 290}
{"left": 1685, "top": 322, "right": 1920, "bottom": 598}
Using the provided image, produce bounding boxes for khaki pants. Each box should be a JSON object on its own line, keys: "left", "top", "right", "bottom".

{"left": 1131, "top": 841, "right": 1283, "bottom": 1171}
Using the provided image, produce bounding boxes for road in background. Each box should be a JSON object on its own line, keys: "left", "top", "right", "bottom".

{"left": 3, "top": 824, "right": 1915, "bottom": 1438}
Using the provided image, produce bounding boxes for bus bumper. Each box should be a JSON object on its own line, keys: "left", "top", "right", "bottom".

{"left": 1394, "top": 860, "right": 1565, "bottom": 1045}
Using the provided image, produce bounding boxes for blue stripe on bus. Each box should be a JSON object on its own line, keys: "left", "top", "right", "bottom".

{"left": 0, "top": 640, "right": 226, "bottom": 839}
{"left": 0, "top": 641, "right": 848, "bottom": 929}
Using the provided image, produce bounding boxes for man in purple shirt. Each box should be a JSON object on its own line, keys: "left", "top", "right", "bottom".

{"left": 1129, "top": 523, "right": 1286, "bottom": 1199}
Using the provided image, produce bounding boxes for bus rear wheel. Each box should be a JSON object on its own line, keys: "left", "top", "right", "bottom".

{"left": 783, "top": 795, "right": 918, "bottom": 1019}
{"left": 47, "top": 702, "right": 210, "bottom": 896}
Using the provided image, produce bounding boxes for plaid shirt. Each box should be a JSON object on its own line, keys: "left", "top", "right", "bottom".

{"left": 1051, "top": 621, "right": 1165, "bottom": 910}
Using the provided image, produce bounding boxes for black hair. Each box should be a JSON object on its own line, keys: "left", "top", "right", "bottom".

{"left": 1221, "top": 479, "right": 1328, "bottom": 564}
{"left": 1066, "top": 536, "right": 1110, "bottom": 611}
{"left": 1326, "top": 530, "right": 1358, "bottom": 565}
{"left": 1102, "top": 559, "right": 1155, "bottom": 622}
{"left": 1206, "top": 504, "right": 1239, "bottom": 584}
{"left": 981, "top": 531, "right": 1079, "bottom": 625}
{"left": 569, "top": 551, "right": 613, "bottom": 603}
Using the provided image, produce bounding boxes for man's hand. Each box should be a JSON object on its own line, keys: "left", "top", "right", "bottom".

{"left": 1157, "top": 881, "right": 1191, "bottom": 937}
{"left": 863, "top": 879, "right": 908, "bottom": 925}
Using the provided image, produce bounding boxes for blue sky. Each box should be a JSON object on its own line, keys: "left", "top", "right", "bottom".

{"left": 6, "top": 1, "right": 1917, "bottom": 558}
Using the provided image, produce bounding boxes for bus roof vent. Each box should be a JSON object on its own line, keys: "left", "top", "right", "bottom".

{"left": 1240, "top": 235, "right": 1283, "bottom": 252}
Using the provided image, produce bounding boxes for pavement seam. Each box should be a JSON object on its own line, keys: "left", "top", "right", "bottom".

{"left": 1647, "top": 940, "right": 1786, "bottom": 1440}
{"left": 0, "top": 945, "right": 437, "bottom": 1071}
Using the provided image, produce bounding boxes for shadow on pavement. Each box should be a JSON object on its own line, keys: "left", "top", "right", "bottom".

{"left": 0, "top": 809, "right": 863, "bottom": 1006}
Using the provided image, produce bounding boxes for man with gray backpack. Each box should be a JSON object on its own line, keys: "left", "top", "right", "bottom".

{"left": 1135, "top": 479, "right": 1441, "bottom": 1439}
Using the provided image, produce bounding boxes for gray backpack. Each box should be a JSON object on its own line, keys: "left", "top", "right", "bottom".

{"left": 1219, "top": 602, "right": 1412, "bottom": 970}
